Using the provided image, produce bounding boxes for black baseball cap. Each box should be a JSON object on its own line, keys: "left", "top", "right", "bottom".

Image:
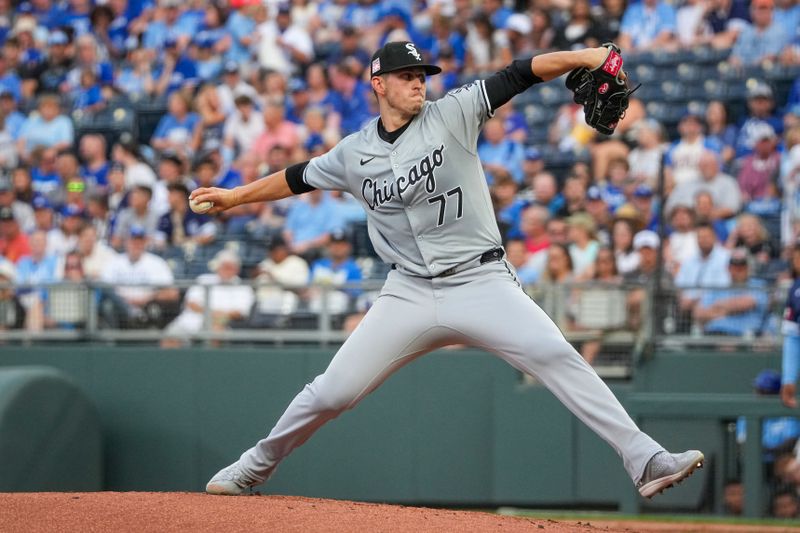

{"left": 370, "top": 41, "right": 441, "bottom": 77}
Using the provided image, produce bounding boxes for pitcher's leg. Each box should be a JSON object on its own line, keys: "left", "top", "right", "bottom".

{"left": 441, "top": 266, "right": 663, "bottom": 482}
{"left": 237, "top": 278, "right": 447, "bottom": 483}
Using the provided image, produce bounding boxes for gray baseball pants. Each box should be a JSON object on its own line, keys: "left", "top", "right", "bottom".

{"left": 238, "top": 260, "right": 664, "bottom": 484}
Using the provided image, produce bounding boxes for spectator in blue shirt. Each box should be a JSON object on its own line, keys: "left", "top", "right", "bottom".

{"left": 65, "top": 34, "right": 115, "bottom": 92}
{"left": 0, "top": 91, "right": 26, "bottom": 141}
{"left": 0, "top": 54, "right": 21, "bottom": 104}
{"left": 730, "top": 0, "right": 789, "bottom": 67}
{"left": 675, "top": 222, "right": 732, "bottom": 314}
{"left": 61, "top": 0, "right": 93, "bottom": 37}
{"left": 192, "top": 32, "right": 223, "bottom": 83}
{"left": 618, "top": 0, "right": 678, "bottom": 51}
{"left": 781, "top": 246, "right": 800, "bottom": 407}
{"left": 493, "top": 175, "right": 529, "bottom": 240}
{"left": 17, "top": 94, "right": 74, "bottom": 164}
{"left": 224, "top": 2, "right": 257, "bottom": 63}
{"left": 143, "top": 0, "right": 194, "bottom": 51}
{"left": 329, "top": 60, "right": 373, "bottom": 136}
{"left": 693, "top": 248, "right": 769, "bottom": 335}
{"left": 151, "top": 92, "right": 200, "bottom": 158}
{"left": 72, "top": 68, "right": 105, "bottom": 113}
{"left": 15, "top": 228, "right": 60, "bottom": 329}
{"left": 154, "top": 182, "right": 217, "bottom": 250}
{"left": 734, "top": 81, "right": 784, "bottom": 159}
{"left": 478, "top": 117, "right": 525, "bottom": 185}
{"left": 79, "top": 134, "right": 110, "bottom": 192}
{"left": 307, "top": 228, "right": 363, "bottom": 315}
{"left": 283, "top": 189, "right": 344, "bottom": 262}
{"left": 152, "top": 36, "right": 199, "bottom": 97}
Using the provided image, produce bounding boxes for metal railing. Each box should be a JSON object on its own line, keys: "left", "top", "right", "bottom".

{"left": 1, "top": 279, "right": 786, "bottom": 369}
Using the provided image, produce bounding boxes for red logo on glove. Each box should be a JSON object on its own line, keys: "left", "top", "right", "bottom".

{"left": 598, "top": 83, "right": 609, "bottom": 94}
{"left": 602, "top": 52, "right": 622, "bottom": 76}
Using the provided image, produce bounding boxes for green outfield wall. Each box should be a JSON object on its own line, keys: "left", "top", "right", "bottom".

{"left": 0, "top": 346, "right": 783, "bottom": 510}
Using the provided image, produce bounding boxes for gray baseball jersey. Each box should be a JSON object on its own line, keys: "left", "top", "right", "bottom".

{"left": 303, "top": 81, "right": 500, "bottom": 277}
{"left": 226, "top": 78, "right": 666, "bottom": 492}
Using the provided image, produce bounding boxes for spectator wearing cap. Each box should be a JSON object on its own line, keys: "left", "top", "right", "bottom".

{"left": 478, "top": 117, "right": 525, "bottom": 185}
{"left": 0, "top": 258, "right": 25, "bottom": 330}
{"left": 0, "top": 205, "right": 30, "bottom": 263}
{"left": 250, "top": 101, "right": 299, "bottom": 165}
{"left": 17, "top": 94, "right": 74, "bottom": 162}
{"left": 151, "top": 92, "right": 200, "bottom": 159}
{"left": 737, "top": 122, "right": 781, "bottom": 203}
{"left": 666, "top": 150, "right": 742, "bottom": 220}
{"left": 729, "top": 0, "right": 790, "bottom": 68}
{"left": 735, "top": 81, "right": 784, "bottom": 158}
{"left": 154, "top": 182, "right": 217, "bottom": 250}
{"left": 111, "top": 184, "right": 159, "bottom": 250}
{"left": 256, "top": 2, "right": 313, "bottom": 77}
{"left": 162, "top": 248, "right": 254, "bottom": 348}
{"left": 254, "top": 234, "right": 310, "bottom": 317}
{"left": 521, "top": 147, "right": 544, "bottom": 189}
{"left": 631, "top": 185, "right": 658, "bottom": 231}
{"left": 14, "top": 229, "right": 59, "bottom": 330}
{"left": 151, "top": 33, "right": 199, "bottom": 98}
{"left": 675, "top": 221, "right": 732, "bottom": 313}
{"left": 306, "top": 229, "right": 363, "bottom": 316}
{"left": 617, "top": 0, "right": 678, "bottom": 52}
{"left": 666, "top": 204, "right": 700, "bottom": 276}
{"left": 693, "top": 249, "right": 769, "bottom": 336}
{"left": 78, "top": 134, "right": 110, "bottom": 192}
{"left": 192, "top": 31, "right": 223, "bottom": 83}
{"left": 99, "top": 226, "right": 179, "bottom": 328}
{"left": 285, "top": 78, "right": 311, "bottom": 125}
{"left": 664, "top": 113, "right": 724, "bottom": 189}
{"left": 216, "top": 61, "right": 259, "bottom": 116}
{"left": 624, "top": 230, "right": 669, "bottom": 329}
{"left": 50, "top": 203, "right": 86, "bottom": 257}
{"left": 284, "top": 189, "right": 345, "bottom": 262}
{"left": 75, "top": 224, "right": 116, "bottom": 281}
{"left": 502, "top": 12, "right": 536, "bottom": 57}
{"left": 112, "top": 133, "right": 157, "bottom": 190}
{"left": 0, "top": 174, "right": 34, "bottom": 234}
{"left": 35, "top": 31, "right": 72, "bottom": 95}
{"left": 31, "top": 195, "right": 57, "bottom": 242}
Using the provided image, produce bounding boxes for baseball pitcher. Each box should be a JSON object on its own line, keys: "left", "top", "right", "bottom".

{"left": 194, "top": 41, "right": 703, "bottom": 499}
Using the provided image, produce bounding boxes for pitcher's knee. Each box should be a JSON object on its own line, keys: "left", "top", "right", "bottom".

{"left": 307, "top": 378, "right": 361, "bottom": 413}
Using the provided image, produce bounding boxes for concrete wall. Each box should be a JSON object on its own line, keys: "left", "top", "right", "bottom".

{"left": 0, "top": 346, "right": 781, "bottom": 507}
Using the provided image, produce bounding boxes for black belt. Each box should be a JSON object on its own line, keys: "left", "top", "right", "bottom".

{"left": 391, "top": 248, "right": 505, "bottom": 278}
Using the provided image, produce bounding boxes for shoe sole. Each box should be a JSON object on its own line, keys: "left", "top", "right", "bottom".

{"left": 638, "top": 451, "right": 705, "bottom": 499}
{"left": 206, "top": 482, "right": 247, "bottom": 496}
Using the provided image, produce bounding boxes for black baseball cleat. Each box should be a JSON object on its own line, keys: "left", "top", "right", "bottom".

{"left": 636, "top": 450, "right": 704, "bottom": 498}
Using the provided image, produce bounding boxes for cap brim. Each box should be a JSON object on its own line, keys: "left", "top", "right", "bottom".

{"left": 374, "top": 63, "right": 442, "bottom": 77}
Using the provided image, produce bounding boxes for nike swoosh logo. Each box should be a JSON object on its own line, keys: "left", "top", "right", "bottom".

{"left": 360, "top": 156, "right": 375, "bottom": 166}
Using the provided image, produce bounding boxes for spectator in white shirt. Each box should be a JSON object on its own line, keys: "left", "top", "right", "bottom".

{"left": 162, "top": 248, "right": 255, "bottom": 347}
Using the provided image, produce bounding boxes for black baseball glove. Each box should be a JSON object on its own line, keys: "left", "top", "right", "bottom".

{"left": 564, "top": 44, "right": 640, "bottom": 135}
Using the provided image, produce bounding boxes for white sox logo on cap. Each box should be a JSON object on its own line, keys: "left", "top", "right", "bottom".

{"left": 405, "top": 43, "right": 422, "bottom": 61}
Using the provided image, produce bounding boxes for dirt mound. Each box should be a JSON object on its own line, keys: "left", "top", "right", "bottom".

{"left": 0, "top": 492, "right": 793, "bottom": 533}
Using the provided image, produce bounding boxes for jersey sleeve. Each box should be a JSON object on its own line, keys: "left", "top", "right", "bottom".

{"left": 303, "top": 140, "right": 350, "bottom": 192}
{"left": 430, "top": 80, "right": 493, "bottom": 153}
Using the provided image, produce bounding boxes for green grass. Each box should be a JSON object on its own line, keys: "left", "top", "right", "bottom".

{"left": 495, "top": 508, "right": 800, "bottom": 528}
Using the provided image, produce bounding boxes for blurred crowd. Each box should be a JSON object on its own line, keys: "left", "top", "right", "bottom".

{"left": 0, "top": 2, "right": 796, "bottom": 342}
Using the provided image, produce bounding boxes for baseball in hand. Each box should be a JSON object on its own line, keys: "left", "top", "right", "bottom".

{"left": 189, "top": 197, "right": 214, "bottom": 214}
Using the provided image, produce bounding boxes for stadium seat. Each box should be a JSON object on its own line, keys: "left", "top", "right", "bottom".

{"left": 133, "top": 98, "right": 169, "bottom": 145}
{"left": 73, "top": 104, "right": 137, "bottom": 154}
